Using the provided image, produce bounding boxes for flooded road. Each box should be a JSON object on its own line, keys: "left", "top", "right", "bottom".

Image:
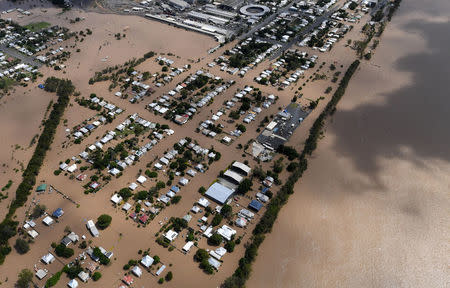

{"left": 248, "top": 0, "right": 450, "bottom": 287}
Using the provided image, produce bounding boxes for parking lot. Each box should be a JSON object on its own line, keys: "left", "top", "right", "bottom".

{"left": 257, "top": 103, "right": 309, "bottom": 150}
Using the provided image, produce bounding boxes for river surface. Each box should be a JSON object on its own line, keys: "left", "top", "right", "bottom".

{"left": 248, "top": 0, "right": 450, "bottom": 287}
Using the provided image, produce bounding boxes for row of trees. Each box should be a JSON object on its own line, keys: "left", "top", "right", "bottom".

{"left": 222, "top": 60, "right": 360, "bottom": 288}
{"left": 0, "top": 77, "right": 75, "bottom": 264}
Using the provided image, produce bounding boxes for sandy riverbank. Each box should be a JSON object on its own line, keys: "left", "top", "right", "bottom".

{"left": 248, "top": 0, "right": 450, "bottom": 287}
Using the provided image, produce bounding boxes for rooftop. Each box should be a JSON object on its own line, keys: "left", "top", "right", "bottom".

{"left": 205, "top": 182, "right": 235, "bottom": 204}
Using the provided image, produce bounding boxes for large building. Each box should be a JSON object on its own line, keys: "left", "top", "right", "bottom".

{"left": 168, "top": 0, "right": 190, "bottom": 11}
{"left": 231, "top": 161, "right": 251, "bottom": 176}
{"left": 205, "top": 182, "right": 235, "bottom": 204}
{"left": 217, "top": 0, "right": 242, "bottom": 11}
{"left": 223, "top": 170, "right": 244, "bottom": 185}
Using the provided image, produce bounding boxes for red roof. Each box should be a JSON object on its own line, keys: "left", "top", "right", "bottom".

{"left": 139, "top": 214, "right": 149, "bottom": 223}
{"left": 122, "top": 275, "right": 133, "bottom": 285}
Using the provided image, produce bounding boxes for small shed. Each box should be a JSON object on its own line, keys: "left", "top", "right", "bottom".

{"left": 36, "top": 269, "right": 47, "bottom": 280}
{"left": 36, "top": 183, "right": 47, "bottom": 192}
{"left": 155, "top": 265, "right": 166, "bottom": 276}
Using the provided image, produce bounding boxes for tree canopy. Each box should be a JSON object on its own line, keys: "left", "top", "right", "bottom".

{"left": 96, "top": 214, "right": 112, "bottom": 230}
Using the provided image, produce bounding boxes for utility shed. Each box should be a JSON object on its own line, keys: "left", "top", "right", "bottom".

{"left": 156, "top": 265, "right": 166, "bottom": 276}
{"left": 36, "top": 183, "right": 47, "bottom": 192}
{"left": 205, "top": 182, "right": 234, "bottom": 205}
{"left": 36, "top": 269, "right": 47, "bottom": 280}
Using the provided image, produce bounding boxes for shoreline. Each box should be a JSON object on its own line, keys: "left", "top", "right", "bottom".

{"left": 247, "top": 0, "right": 450, "bottom": 287}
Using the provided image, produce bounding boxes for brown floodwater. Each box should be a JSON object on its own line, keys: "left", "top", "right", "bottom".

{"left": 248, "top": 0, "right": 450, "bottom": 287}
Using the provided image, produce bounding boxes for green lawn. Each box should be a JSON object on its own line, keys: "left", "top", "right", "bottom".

{"left": 0, "top": 77, "right": 16, "bottom": 91}
{"left": 24, "top": 22, "right": 51, "bottom": 32}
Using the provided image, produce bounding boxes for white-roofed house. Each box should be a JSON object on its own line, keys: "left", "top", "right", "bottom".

{"left": 164, "top": 230, "right": 178, "bottom": 242}
{"left": 137, "top": 175, "right": 147, "bottom": 184}
{"left": 197, "top": 197, "right": 210, "bottom": 207}
{"left": 122, "top": 203, "right": 132, "bottom": 211}
{"left": 182, "top": 241, "right": 194, "bottom": 253}
{"left": 132, "top": 266, "right": 142, "bottom": 277}
{"left": 111, "top": 194, "right": 123, "bottom": 204}
{"left": 68, "top": 279, "right": 79, "bottom": 288}
{"left": 42, "top": 216, "right": 54, "bottom": 226}
{"left": 217, "top": 225, "right": 236, "bottom": 241}
{"left": 41, "top": 253, "right": 55, "bottom": 264}
{"left": 140, "top": 255, "right": 154, "bottom": 268}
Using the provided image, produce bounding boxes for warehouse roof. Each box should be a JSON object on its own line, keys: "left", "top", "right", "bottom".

{"left": 205, "top": 182, "right": 234, "bottom": 204}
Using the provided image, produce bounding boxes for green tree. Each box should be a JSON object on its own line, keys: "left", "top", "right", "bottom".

{"left": 194, "top": 249, "right": 208, "bottom": 262}
{"left": 165, "top": 271, "right": 173, "bottom": 281}
{"left": 55, "top": 244, "right": 74, "bottom": 258}
{"left": 237, "top": 178, "right": 253, "bottom": 194}
{"left": 17, "top": 268, "right": 33, "bottom": 288}
{"left": 208, "top": 233, "right": 223, "bottom": 246}
{"left": 118, "top": 187, "right": 132, "bottom": 200}
{"left": 14, "top": 238, "right": 30, "bottom": 254}
{"left": 198, "top": 186, "right": 206, "bottom": 194}
{"left": 211, "top": 214, "right": 223, "bottom": 226}
{"left": 220, "top": 204, "right": 232, "bottom": 218}
{"left": 225, "top": 240, "right": 235, "bottom": 252}
{"left": 32, "top": 204, "right": 46, "bottom": 218}
{"left": 92, "top": 272, "right": 102, "bottom": 281}
{"left": 96, "top": 214, "right": 112, "bottom": 230}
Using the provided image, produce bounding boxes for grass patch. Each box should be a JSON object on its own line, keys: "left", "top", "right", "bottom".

{"left": 24, "top": 22, "right": 51, "bottom": 32}
{"left": 0, "top": 78, "right": 17, "bottom": 92}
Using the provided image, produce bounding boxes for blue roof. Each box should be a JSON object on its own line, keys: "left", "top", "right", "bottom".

{"left": 86, "top": 124, "right": 95, "bottom": 130}
{"left": 52, "top": 208, "right": 64, "bottom": 218}
{"left": 249, "top": 200, "right": 263, "bottom": 211}
{"left": 205, "top": 182, "right": 234, "bottom": 204}
{"left": 261, "top": 187, "right": 269, "bottom": 194}
{"left": 170, "top": 185, "right": 180, "bottom": 193}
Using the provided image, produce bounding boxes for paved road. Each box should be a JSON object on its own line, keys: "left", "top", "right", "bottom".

{"left": 0, "top": 44, "right": 42, "bottom": 67}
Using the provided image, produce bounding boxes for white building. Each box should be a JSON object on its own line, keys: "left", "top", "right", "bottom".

{"left": 164, "top": 229, "right": 178, "bottom": 242}
{"left": 140, "top": 255, "right": 154, "bottom": 268}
